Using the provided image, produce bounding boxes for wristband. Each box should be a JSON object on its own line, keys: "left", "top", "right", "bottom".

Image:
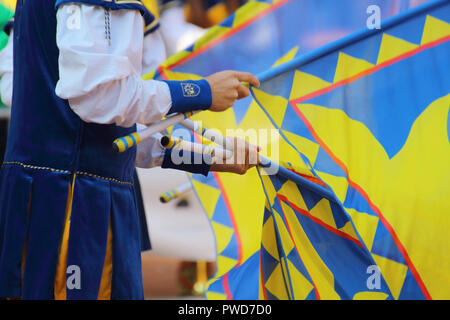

{"left": 164, "top": 79, "right": 212, "bottom": 114}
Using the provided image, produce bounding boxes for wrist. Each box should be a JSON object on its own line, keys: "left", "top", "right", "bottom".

{"left": 164, "top": 79, "right": 212, "bottom": 114}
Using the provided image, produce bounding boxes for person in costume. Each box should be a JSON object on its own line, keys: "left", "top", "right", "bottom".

{"left": 0, "top": 0, "right": 259, "bottom": 300}
{"left": 0, "top": 17, "right": 12, "bottom": 108}
{"left": 0, "top": 9, "right": 155, "bottom": 255}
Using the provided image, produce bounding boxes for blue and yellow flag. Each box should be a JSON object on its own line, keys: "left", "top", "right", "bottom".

{"left": 251, "top": 0, "right": 450, "bottom": 299}
{"left": 257, "top": 165, "right": 393, "bottom": 300}
{"left": 145, "top": 0, "right": 449, "bottom": 299}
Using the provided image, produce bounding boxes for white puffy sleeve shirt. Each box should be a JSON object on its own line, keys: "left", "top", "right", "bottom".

{"left": 55, "top": 4, "right": 169, "bottom": 168}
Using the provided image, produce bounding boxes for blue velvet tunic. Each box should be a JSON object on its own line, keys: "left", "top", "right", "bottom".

{"left": 0, "top": 0, "right": 156, "bottom": 300}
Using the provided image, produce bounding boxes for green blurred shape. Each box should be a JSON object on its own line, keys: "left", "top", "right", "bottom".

{"left": 0, "top": 2, "right": 13, "bottom": 107}
{"left": 0, "top": 2, "right": 13, "bottom": 50}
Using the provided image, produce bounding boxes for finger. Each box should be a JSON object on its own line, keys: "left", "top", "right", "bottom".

{"left": 248, "top": 145, "right": 259, "bottom": 166}
{"left": 232, "top": 137, "right": 245, "bottom": 164}
{"left": 237, "top": 84, "right": 250, "bottom": 99}
{"left": 235, "top": 72, "right": 260, "bottom": 88}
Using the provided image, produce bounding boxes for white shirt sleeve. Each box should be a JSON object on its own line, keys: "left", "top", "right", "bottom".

{"left": 137, "top": 30, "right": 168, "bottom": 168}
{"left": 135, "top": 125, "right": 165, "bottom": 168}
{"left": 55, "top": 4, "right": 170, "bottom": 168}
{"left": 0, "top": 31, "right": 13, "bottom": 108}
{"left": 142, "top": 29, "right": 167, "bottom": 75}
{"left": 55, "top": 4, "right": 172, "bottom": 128}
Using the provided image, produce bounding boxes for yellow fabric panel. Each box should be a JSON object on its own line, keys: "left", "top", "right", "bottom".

{"left": 264, "top": 263, "right": 290, "bottom": 300}
{"left": 216, "top": 255, "right": 238, "bottom": 278}
{"left": 260, "top": 174, "right": 278, "bottom": 207}
{"left": 372, "top": 254, "right": 408, "bottom": 300}
{"left": 258, "top": 262, "right": 265, "bottom": 300}
{"left": 252, "top": 88, "right": 288, "bottom": 128}
{"left": 236, "top": 99, "right": 306, "bottom": 168}
{"left": 277, "top": 180, "right": 308, "bottom": 212}
{"left": 261, "top": 215, "right": 280, "bottom": 261}
{"left": 346, "top": 208, "right": 379, "bottom": 252}
{"left": 191, "top": 180, "right": 221, "bottom": 218}
{"left": 142, "top": 69, "right": 156, "bottom": 81}
{"left": 380, "top": 95, "right": 450, "bottom": 299}
{"left": 206, "top": 291, "right": 227, "bottom": 300}
{"left": 314, "top": 171, "right": 348, "bottom": 203}
{"left": 420, "top": 15, "right": 450, "bottom": 45}
{"left": 211, "top": 221, "right": 234, "bottom": 254}
{"left": 232, "top": 0, "right": 271, "bottom": 28}
{"left": 20, "top": 193, "right": 32, "bottom": 290}
{"left": 157, "top": 51, "right": 193, "bottom": 72}
{"left": 338, "top": 221, "right": 360, "bottom": 243}
{"left": 0, "top": 0, "right": 15, "bottom": 10}
{"left": 298, "top": 95, "right": 450, "bottom": 299}
{"left": 239, "top": 96, "right": 281, "bottom": 132}
{"left": 286, "top": 260, "right": 314, "bottom": 300}
{"left": 159, "top": 68, "right": 203, "bottom": 81}
{"left": 279, "top": 258, "right": 293, "bottom": 299}
{"left": 280, "top": 201, "right": 340, "bottom": 300}
{"left": 297, "top": 103, "right": 389, "bottom": 195}
{"left": 54, "top": 174, "right": 76, "bottom": 300}
{"left": 353, "top": 291, "right": 389, "bottom": 300}
{"left": 289, "top": 70, "right": 331, "bottom": 101}
{"left": 194, "top": 26, "right": 230, "bottom": 51}
{"left": 97, "top": 221, "right": 113, "bottom": 300}
{"left": 308, "top": 198, "right": 336, "bottom": 229}
{"left": 194, "top": 109, "right": 237, "bottom": 135}
{"left": 272, "top": 47, "right": 299, "bottom": 67}
{"left": 333, "top": 52, "right": 374, "bottom": 83}
{"left": 206, "top": 2, "right": 229, "bottom": 26}
{"left": 217, "top": 169, "right": 266, "bottom": 263}
{"left": 376, "top": 34, "right": 418, "bottom": 65}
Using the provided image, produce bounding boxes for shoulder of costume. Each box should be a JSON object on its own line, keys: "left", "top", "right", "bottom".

{"left": 55, "top": 0, "right": 158, "bottom": 32}
{"left": 4, "top": 17, "right": 14, "bottom": 35}
{"left": 141, "top": 0, "right": 160, "bottom": 36}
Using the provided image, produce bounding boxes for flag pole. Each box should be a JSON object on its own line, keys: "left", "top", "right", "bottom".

{"left": 159, "top": 183, "right": 192, "bottom": 203}
{"left": 112, "top": 111, "right": 200, "bottom": 153}
{"left": 179, "top": 118, "right": 234, "bottom": 151}
{"left": 160, "top": 135, "right": 233, "bottom": 160}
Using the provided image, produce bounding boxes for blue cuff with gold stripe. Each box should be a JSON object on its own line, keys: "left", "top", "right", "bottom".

{"left": 162, "top": 149, "right": 211, "bottom": 177}
{"left": 164, "top": 79, "right": 212, "bottom": 115}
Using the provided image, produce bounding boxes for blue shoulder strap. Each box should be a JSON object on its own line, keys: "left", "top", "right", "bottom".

{"left": 55, "top": 0, "right": 157, "bottom": 30}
